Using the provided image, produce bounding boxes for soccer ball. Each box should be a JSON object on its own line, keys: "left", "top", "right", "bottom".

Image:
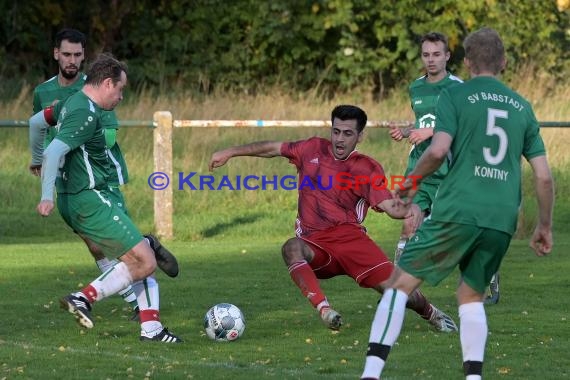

{"left": 204, "top": 303, "right": 246, "bottom": 342}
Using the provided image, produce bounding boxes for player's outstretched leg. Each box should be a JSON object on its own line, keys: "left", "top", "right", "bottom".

{"left": 484, "top": 272, "right": 500, "bottom": 305}
{"left": 282, "top": 237, "right": 343, "bottom": 330}
{"left": 145, "top": 234, "right": 179, "bottom": 278}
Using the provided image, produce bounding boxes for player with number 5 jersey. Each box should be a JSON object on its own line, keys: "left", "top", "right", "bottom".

{"left": 361, "top": 27, "right": 554, "bottom": 380}
{"left": 431, "top": 72, "right": 545, "bottom": 234}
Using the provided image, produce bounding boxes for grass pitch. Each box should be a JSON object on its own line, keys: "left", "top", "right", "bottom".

{"left": 1, "top": 236, "right": 568, "bottom": 379}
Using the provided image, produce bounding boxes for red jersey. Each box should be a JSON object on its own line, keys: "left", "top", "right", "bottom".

{"left": 281, "top": 137, "right": 392, "bottom": 236}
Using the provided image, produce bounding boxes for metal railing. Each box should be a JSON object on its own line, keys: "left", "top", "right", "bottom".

{"left": 2, "top": 120, "right": 570, "bottom": 129}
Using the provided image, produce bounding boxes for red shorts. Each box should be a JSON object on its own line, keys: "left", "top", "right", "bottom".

{"left": 300, "top": 224, "right": 394, "bottom": 288}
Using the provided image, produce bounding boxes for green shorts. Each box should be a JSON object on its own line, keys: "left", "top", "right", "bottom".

{"left": 398, "top": 219, "right": 511, "bottom": 293}
{"left": 412, "top": 182, "right": 439, "bottom": 213}
{"left": 107, "top": 185, "right": 129, "bottom": 215}
{"left": 57, "top": 188, "right": 142, "bottom": 258}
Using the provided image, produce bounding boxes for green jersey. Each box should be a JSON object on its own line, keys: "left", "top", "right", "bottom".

{"left": 431, "top": 76, "right": 546, "bottom": 235}
{"left": 406, "top": 73, "right": 463, "bottom": 183}
{"left": 33, "top": 75, "right": 86, "bottom": 146}
{"left": 45, "top": 77, "right": 128, "bottom": 186}
{"left": 54, "top": 91, "right": 109, "bottom": 194}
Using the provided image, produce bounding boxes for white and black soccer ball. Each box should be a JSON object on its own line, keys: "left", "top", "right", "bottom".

{"left": 204, "top": 303, "right": 246, "bottom": 342}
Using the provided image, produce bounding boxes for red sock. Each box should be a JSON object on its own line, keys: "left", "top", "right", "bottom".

{"left": 139, "top": 309, "right": 160, "bottom": 322}
{"left": 288, "top": 260, "right": 326, "bottom": 308}
{"left": 80, "top": 285, "right": 98, "bottom": 303}
{"left": 406, "top": 289, "right": 433, "bottom": 320}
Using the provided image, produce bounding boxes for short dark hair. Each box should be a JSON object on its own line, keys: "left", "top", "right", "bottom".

{"left": 85, "top": 53, "right": 128, "bottom": 86}
{"left": 464, "top": 27, "right": 505, "bottom": 75}
{"left": 420, "top": 32, "right": 449, "bottom": 52}
{"left": 331, "top": 105, "right": 368, "bottom": 133}
{"left": 54, "top": 28, "right": 86, "bottom": 48}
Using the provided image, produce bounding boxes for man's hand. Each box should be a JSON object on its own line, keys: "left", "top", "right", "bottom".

{"left": 408, "top": 128, "right": 434, "bottom": 145}
{"left": 29, "top": 164, "right": 42, "bottom": 177}
{"left": 395, "top": 177, "right": 420, "bottom": 205}
{"left": 209, "top": 150, "right": 232, "bottom": 171}
{"left": 529, "top": 224, "right": 553, "bottom": 257}
{"left": 389, "top": 126, "right": 405, "bottom": 141}
{"left": 36, "top": 200, "right": 54, "bottom": 216}
{"left": 403, "top": 203, "right": 423, "bottom": 235}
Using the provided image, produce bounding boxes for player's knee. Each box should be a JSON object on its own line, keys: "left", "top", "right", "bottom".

{"left": 281, "top": 238, "right": 307, "bottom": 265}
{"left": 133, "top": 255, "right": 157, "bottom": 279}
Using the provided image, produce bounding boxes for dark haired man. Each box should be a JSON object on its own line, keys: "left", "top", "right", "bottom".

{"left": 210, "top": 105, "right": 457, "bottom": 333}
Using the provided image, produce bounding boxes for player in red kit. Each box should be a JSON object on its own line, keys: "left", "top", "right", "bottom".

{"left": 209, "top": 105, "right": 457, "bottom": 332}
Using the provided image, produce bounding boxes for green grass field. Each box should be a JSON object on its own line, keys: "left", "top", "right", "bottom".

{"left": 1, "top": 236, "right": 569, "bottom": 379}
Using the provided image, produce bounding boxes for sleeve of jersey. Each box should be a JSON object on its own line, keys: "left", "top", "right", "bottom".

{"left": 434, "top": 89, "right": 457, "bottom": 138}
{"left": 55, "top": 109, "right": 99, "bottom": 150}
{"left": 522, "top": 106, "right": 546, "bottom": 160}
{"left": 32, "top": 91, "right": 42, "bottom": 114}
{"left": 281, "top": 139, "right": 309, "bottom": 168}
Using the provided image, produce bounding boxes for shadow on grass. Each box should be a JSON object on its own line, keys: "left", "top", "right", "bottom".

{"left": 200, "top": 213, "right": 264, "bottom": 238}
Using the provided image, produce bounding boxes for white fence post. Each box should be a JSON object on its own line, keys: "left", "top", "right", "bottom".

{"left": 153, "top": 111, "right": 173, "bottom": 239}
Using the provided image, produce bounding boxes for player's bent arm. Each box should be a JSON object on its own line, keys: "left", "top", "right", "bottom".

{"left": 375, "top": 198, "right": 419, "bottom": 222}
{"left": 527, "top": 155, "right": 554, "bottom": 256}
{"left": 408, "top": 131, "right": 452, "bottom": 179}
{"left": 29, "top": 110, "right": 51, "bottom": 166}
{"left": 227, "top": 141, "right": 283, "bottom": 158}
{"left": 528, "top": 155, "right": 554, "bottom": 228}
{"left": 41, "top": 139, "right": 71, "bottom": 201}
{"left": 209, "top": 141, "right": 283, "bottom": 170}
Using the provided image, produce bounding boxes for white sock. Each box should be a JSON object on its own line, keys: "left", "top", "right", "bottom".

{"left": 89, "top": 261, "right": 133, "bottom": 301}
{"left": 361, "top": 289, "right": 408, "bottom": 379}
{"left": 459, "top": 302, "right": 487, "bottom": 379}
{"left": 118, "top": 286, "right": 138, "bottom": 305}
{"left": 369, "top": 289, "right": 408, "bottom": 345}
{"left": 96, "top": 258, "right": 137, "bottom": 305}
{"left": 132, "top": 276, "right": 163, "bottom": 334}
{"left": 316, "top": 300, "right": 330, "bottom": 312}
